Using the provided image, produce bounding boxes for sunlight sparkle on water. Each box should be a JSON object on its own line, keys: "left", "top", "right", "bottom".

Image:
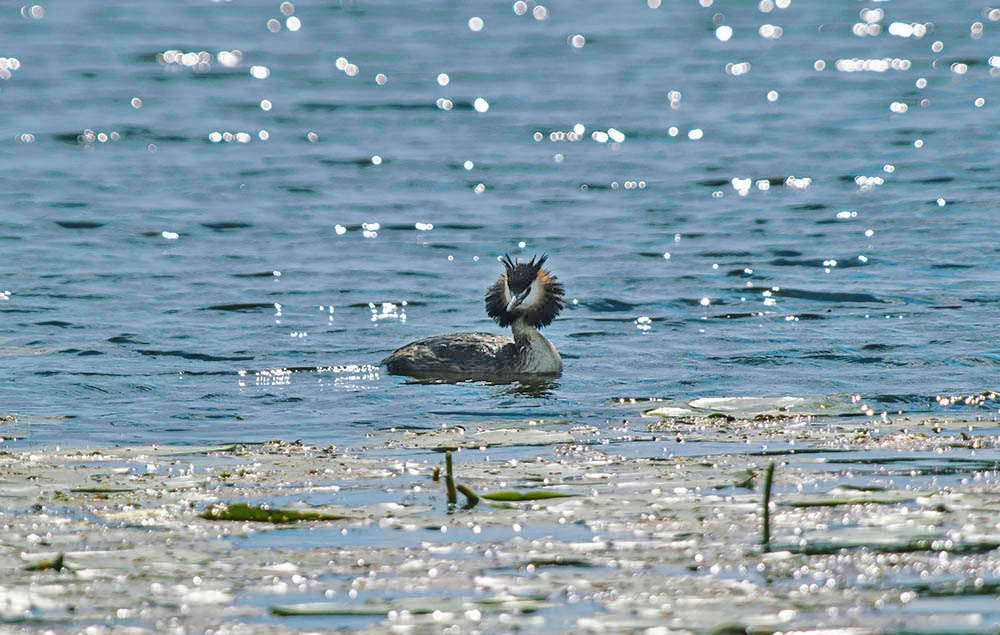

{"left": 732, "top": 178, "right": 751, "bottom": 196}
{"left": 375, "top": 73, "right": 387, "bottom": 85}
{"left": 759, "top": 24, "right": 782, "bottom": 39}
{"left": 260, "top": 99, "right": 272, "bottom": 111}
{"left": 532, "top": 6, "right": 548, "bottom": 20}
{"left": 468, "top": 17, "right": 484, "bottom": 32}
{"left": 474, "top": 98, "right": 489, "bottom": 112}
{"left": 250, "top": 65, "right": 270, "bottom": 79}
{"left": 688, "top": 129, "right": 703, "bottom": 140}
{"left": 131, "top": 97, "right": 142, "bottom": 108}
{"left": 726, "top": 62, "right": 751, "bottom": 76}
{"left": 570, "top": 34, "right": 586, "bottom": 48}
{"left": 286, "top": 17, "right": 301, "bottom": 31}
{"left": 513, "top": 1, "right": 527, "bottom": 16}
{"left": 436, "top": 73, "right": 449, "bottom": 86}
{"left": 267, "top": 18, "right": 281, "bottom": 32}
{"left": 715, "top": 26, "right": 732, "bottom": 42}
{"left": 887, "top": 22, "right": 927, "bottom": 38}
{"left": 463, "top": 160, "right": 474, "bottom": 170}
{"left": 836, "top": 58, "right": 911, "bottom": 72}
{"left": 217, "top": 50, "right": 241, "bottom": 67}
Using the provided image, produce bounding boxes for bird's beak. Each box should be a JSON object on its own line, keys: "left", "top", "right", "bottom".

{"left": 506, "top": 287, "right": 531, "bottom": 313}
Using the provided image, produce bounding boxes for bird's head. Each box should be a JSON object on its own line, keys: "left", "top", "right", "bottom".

{"left": 485, "top": 253, "right": 564, "bottom": 328}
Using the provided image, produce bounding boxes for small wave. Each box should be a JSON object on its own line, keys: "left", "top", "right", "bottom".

{"left": 298, "top": 101, "right": 473, "bottom": 112}
{"left": 58, "top": 349, "right": 104, "bottom": 356}
{"left": 37, "top": 320, "right": 77, "bottom": 328}
{"left": 54, "top": 220, "right": 102, "bottom": 228}
{"left": 769, "top": 257, "right": 870, "bottom": 270}
{"left": 137, "top": 349, "right": 254, "bottom": 361}
{"left": 202, "top": 303, "right": 273, "bottom": 312}
{"left": 746, "top": 286, "right": 885, "bottom": 304}
{"left": 579, "top": 299, "right": 640, "bottom": 312}
{"left": 107, "top": 334, "right": 149, "bottom": 344}
{"left": 201, "top": 222, "right": 252, "bottom": 231}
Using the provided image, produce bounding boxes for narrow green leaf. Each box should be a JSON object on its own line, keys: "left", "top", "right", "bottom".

{"left": 481, "top": 490, "right": 578, "bottom": 501}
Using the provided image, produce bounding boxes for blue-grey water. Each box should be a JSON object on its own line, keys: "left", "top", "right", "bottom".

{"left": 3, "top": 0, "right": 999, "bottom": 450}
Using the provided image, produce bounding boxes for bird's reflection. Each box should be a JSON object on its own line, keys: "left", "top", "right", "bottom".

{"left": 400, "top": 376, "right": 559, "bottom": 398}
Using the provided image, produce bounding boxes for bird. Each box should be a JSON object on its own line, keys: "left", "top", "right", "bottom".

{"left": 383, "top": 254, "right": 565, "bottom": 380}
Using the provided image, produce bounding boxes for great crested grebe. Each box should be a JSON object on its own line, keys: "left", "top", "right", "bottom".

{"left": 383, "top": 254, "right": 565, "bottom": 379}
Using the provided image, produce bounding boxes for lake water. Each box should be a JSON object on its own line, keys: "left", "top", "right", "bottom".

{"left": 5, "top": 1, "right": 1000, "bottom": 631}
{"left": 4, "top": 1, "right": 998, "bottom": 450}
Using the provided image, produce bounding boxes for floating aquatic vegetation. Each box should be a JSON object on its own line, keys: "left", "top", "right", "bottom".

{"left": 201, "top": 502, "right": 348, "bottom": 523}
{"left": 3, "top": 434, "right": 1000, "bottom": 630}
{"left": 270, "top": 594, "right": 555, "bottom": 617}
{"left": 23, "top": 553, "right": 65, "bottom": 572}
{"left": 481, "top": 490, "right": 578, "bottom": 501}
{"left": 399, "top": 425, "right": 575, "bottom": 450}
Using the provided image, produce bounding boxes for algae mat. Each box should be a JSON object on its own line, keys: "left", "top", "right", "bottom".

{"left": 3, "top": 412, "right": 1000, "bottom": 632}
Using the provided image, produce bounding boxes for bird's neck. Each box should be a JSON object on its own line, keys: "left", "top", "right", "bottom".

{"left": 511, "top": 318, "right": 562, "bottom": 373}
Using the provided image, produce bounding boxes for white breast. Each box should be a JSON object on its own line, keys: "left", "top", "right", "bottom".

{"left": 511, "top": 320, "right": 562, "bottom": 374}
